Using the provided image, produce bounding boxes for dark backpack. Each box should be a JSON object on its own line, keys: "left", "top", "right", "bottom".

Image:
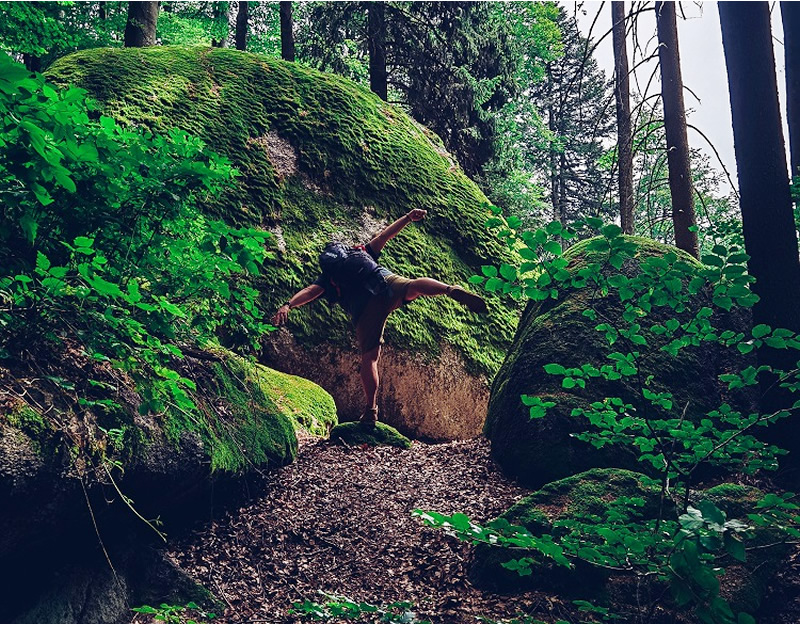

{"left": 318, "top": 242, "right": 388, "bottom": 298}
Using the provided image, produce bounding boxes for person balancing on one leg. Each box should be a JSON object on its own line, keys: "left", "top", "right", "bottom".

{"left": 271, "top": 209, "right": 488, "bottom": 425}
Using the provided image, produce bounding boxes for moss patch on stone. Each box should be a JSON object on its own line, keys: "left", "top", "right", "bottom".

{"left": 165, "top": 353, "right": 298, "bottom": 473}
{"left": 249, "top": 365, "right": 338, "bottom": 436}
{"left": 329, "top": 421, "right": 411, "bottom": 448}
{"left": 46, "top": 46, "right": 520, "bottom": 377}
{"left": 485, "top": 235, "right": 754, "bottom": 488}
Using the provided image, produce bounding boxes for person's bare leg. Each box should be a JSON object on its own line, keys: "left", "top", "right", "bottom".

{"left": 359, "top": 345, "right": 381, "bottom": 421}
{"left": 405, "top": 277, "right": 488, "bottom": 313}
{"left": 404, "top": 277, "right": 449, "bottom": 300}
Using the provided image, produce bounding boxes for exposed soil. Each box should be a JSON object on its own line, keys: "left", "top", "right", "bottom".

{"left": 164, "top": 436, "right": 572, "bottom": 623}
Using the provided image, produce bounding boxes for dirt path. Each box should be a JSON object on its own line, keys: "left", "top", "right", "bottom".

{"left": 167, "top": 436, "right": 563, "bottom": 623}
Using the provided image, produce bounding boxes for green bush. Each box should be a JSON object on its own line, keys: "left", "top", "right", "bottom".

{"left": 0, "top": 54, "right": 274, "bottom": 417}
{"left": 418, "top": 211, "right": 800, "bottom": 624}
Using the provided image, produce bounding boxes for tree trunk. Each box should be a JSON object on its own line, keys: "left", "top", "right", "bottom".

{"left": 367, "top": 1, "right": 388, "bottom": 101}
{"left": 236, "top": 1, "right": 248, "bottom": 51}
{"left": 124, "top": 1, "right": 159, "bottom": 47}
{"left": 22, "top": 54, "right": 41, "bottom": 72}
{"left": 720, "top": 3, "right": 800, "bottom": 466}
{"left": 719, "top": 2, "right": 800, "bottom": 333}
{"left": 611, "top": 1, "right": 635, "bottom": 235}
{"left": 280, "top": 1, "right": 295, "bottom": 62}
{"left": 783, "top": 2, "right": 800, "bottom": 179}
{"left": 655, "top": 1, "right": 699, "bottom": 258}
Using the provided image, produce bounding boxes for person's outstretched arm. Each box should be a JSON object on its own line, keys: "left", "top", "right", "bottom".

{"left": 272, "top": 284, "right": 325, "bottom": 326}
{"left": 368, "top": 209, "right": 427, "bottom": 255}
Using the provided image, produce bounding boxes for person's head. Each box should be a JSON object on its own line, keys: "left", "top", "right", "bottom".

{"left": 318, "top": 241, "right": 348, "bottom": 277}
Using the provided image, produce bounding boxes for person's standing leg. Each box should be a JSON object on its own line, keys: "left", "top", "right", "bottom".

{"left": 359, "top": 345, "right": 381, "bottom": 413}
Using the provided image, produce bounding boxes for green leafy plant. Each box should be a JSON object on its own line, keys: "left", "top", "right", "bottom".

{"left": 289, "top": 592, "right": 431, "bottom": 623}
{"left": 419, "top": 207, "right": 800, "bottom": 623}
{"left": 132, "top": 602, "right": 215, "bottom": 624}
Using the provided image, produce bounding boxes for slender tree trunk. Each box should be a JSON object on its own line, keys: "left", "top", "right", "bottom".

{"left": 211, "top": 2, "right": 228, "bottom": 47}
{"left": 612, "top": 1, "right": 635, "bottom": 235}
{"left": 720, "top": 3, "right": 800, "bottom": 466}
{"left": 235, "top": 1, "right": 248, "bottom": 51}
{"left": 124, "top": 1, "right": 159, "bottom": 47}
{"left": 22, "top": 54, "right": 41, "bottom": 72}
{"left": 655, "top": 1, "right": 699, "bottom": 257}
{"left": 783, "top": 2, "right": 800, "bottom": 179}
{"left": 719, "top": 2, "right": 800, "bottom": 333}
{"left": 367, "top": 1, "right": 388, "bottom": 100}
{"left": 280, "top": 1, "right": 295, "bottom": 62}
{"left": 559, "top": 152, "right": 568, "bottom": 224}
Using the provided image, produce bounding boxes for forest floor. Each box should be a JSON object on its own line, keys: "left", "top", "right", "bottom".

{"left": 162, "top": 435, "right": 569, "bottom": 624}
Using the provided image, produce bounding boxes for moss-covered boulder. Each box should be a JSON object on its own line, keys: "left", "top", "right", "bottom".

{"left": 485, "top": 236, "right": 752, "bottom": 487}
{"left": 46, "top": 46, "right": 520, "bottom": 440}
{"left": 330, "top": 421, "right": 412, "bottom": 448}
{"left": 0, "top": 344, "right": 335, "bottom": 624}
{"left": 470, "top": 468, "right": 662, "bottom": 593}
{"left": 470, "top": 469, "right": 788, "bottom": 616}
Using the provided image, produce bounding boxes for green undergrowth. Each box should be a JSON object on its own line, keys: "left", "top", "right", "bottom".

{"left": 46, "top": 46, "right": 520, "bottom": 376}
{"left": 468, "top": 468, "right": 785, "bottom": 615}
{"left": 485, "top": 235, "right": 749, "bottom": 486}
{"left": 330, "top": 421, "right": 412, "bottom": 448}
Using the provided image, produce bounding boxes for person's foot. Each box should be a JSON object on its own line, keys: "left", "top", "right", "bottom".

{"left": 359, "top": 406, "right": 378, "bottom": 426}
{"left": 447, "top": 286, "right": 488, "bottom": 314}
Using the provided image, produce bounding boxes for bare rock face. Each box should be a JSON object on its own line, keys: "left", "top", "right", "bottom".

{"left": 263, "top": 330, "right": 488, "bottom": 441}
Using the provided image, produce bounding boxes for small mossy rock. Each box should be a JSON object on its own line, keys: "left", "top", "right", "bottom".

{"left": 485, "top": 236, "right": 754, "bottom": 488}
{"left": 470, "top": 469, "right": 788, "bottom": 616}
{"left": 329, "top": 421, "right": 412, "bottom": 448}
{"left": 46, "top": 46, "right": 521, "bottom": 440}
{"left": 470, "top": 468, "right": 662, "bottom": 594}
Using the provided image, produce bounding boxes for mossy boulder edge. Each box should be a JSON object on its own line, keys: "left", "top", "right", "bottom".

{"left": 46, "top": 46, "right": 521, "bottom": 440}
{"left": 0, "top": 344, "right": 335, "bottom": 624}
{"left": 470, "top": 468, "right": 788, "bottom": 616}
{"left": 485, "top": 236, "right": 753, "bottom": 487}
{"left": 330, "top": 421, "right": 412, "bottom": 449}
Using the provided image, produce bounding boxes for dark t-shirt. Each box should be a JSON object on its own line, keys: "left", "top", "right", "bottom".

{"left": 313, "top": 243, "right": 390, "bottom": 322}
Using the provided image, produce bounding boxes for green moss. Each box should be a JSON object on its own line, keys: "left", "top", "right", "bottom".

{"left": 162, "top": 352, "right": 299, "bottom": 473}
{"left": 5, "top": 405, "right": 49, "bottom": 440}
{"left": 329, "top": 421, "right": 411, "bottom": 448}
{"left": 46, "top": 46, "right": 520, "bottom": 377}
{"left": 250, "top": 365, "right": 338, "bottom": 436}
{"left": 703, "top": 483, "right": 763, "bottom": 519}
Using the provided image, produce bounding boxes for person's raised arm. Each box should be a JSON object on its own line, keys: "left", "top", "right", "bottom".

{"left": 368, "top": 209, "right": 427, "bottom": 255}
{"left": 272, "top": 284, "right": 325, "bottom": 326}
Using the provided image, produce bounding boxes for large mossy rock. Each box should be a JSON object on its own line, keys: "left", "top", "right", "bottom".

{"left": 46, "top": 46, "right": 519, "bottom": 441}
{"left": 470, "top": 469, "right": 788, "bottom": 616}
{"left": 0, "top": 345, "right": 335, "bottom": 624}
{"left": 485, "top": 236, "right": 752, "bottom": 488}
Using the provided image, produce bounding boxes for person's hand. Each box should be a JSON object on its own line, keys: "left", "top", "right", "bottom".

{"left": 272, "top": 304, "right": 290, "bottom": 326}
{"left": 407, "top": 209, "right": 427, "bottom": 222}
